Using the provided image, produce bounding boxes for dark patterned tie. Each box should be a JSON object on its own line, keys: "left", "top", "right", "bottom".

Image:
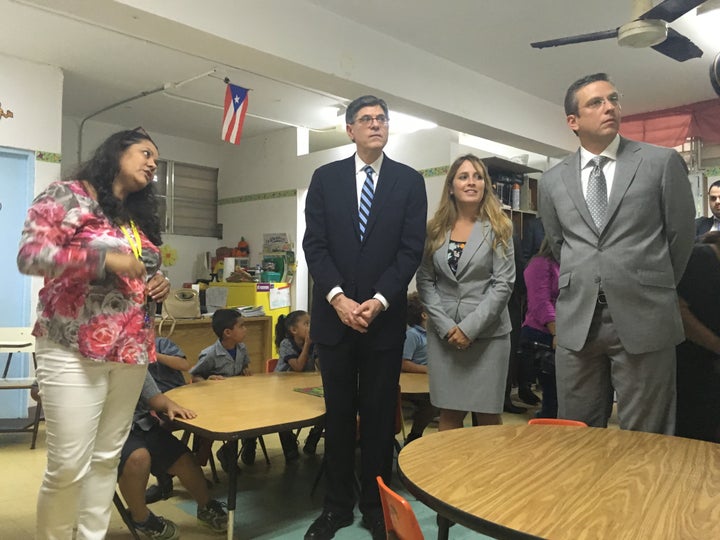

{"left": 586, "top": 156, "right": 609, "bottom": 229}
{"left": 359, "top": 165, "right": 374, "bottom": 241}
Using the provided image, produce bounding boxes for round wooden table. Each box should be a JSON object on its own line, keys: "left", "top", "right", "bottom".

{"left": 398, "top": 424, "right": 720, "bottom": 540}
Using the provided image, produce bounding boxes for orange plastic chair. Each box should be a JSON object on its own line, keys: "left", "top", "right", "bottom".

{"left": 377, "top": 476, "right": 425, "bottom": 540}
{"left": 528, "top": 418, "right": 588, "bottom": 427}
{"left": 265, "top": 358, "right": 279, "bottom": 373}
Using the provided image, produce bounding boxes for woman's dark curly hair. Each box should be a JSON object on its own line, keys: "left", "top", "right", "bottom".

{"left": 72, "top": 128, "right": 163, "bottom": 246}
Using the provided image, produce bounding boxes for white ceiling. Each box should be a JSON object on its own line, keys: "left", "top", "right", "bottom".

{"left": 2, "top": 0, "right": 720, "bottom": 152}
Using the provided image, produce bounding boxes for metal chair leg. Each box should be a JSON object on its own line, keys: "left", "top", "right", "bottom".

{"left": 113, "top": 492, "right": 141, "bottom": 540}
{"left": 257, "top": 435, "right": 270, "bottom": 465}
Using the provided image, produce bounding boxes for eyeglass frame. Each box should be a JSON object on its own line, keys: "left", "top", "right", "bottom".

{"left": 581, "top": 93, "right": 622, "bottom": 111}
{"left": 350, "top": 114, "right": 390, "bottom": 127}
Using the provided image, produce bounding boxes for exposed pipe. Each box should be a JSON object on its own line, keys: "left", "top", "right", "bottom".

{"left": 161, "top": 91, "right": 337, "bottom": 133}
{"left": 77, "top": 69, "right": 216, "bottom": 163}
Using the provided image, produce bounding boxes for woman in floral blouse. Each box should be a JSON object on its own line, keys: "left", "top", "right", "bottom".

{"left": 17, "top": 127, "right": 171, "bottom": 539}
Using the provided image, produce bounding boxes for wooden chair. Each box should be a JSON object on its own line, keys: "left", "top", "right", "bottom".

{"left": 376, "top": 476, "right": 425, "bottom": 540}
{"left": 528, "top": 418, "right": 588, "bottom": 427}
{"left": 0, "top": 327, "right": 43, "bottom": 449}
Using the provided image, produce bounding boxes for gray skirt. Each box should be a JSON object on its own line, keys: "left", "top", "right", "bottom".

{"left": 427, "top": 330, "right": 510, "bottom": 414}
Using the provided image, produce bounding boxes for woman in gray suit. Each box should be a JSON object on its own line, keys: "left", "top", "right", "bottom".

{"left": 417, "top": 154, "right": 515, "bottom": 430}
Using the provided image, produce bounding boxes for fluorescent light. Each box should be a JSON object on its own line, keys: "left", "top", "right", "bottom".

{"left": 335, "top": 109, "right": 436, "bottom": 134}
{"left": 388, "top": 111, "right": 437, "bottom": 134}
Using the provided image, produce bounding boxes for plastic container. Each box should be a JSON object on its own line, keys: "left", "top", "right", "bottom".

{"left": 261, "top": 271, "right": 282, "bottom": 283}
{"left": 512, "top": 183, "right": 521, "bottom": 210}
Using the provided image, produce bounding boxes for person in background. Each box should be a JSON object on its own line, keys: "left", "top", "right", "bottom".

{"left": 17, "top": 127, "right": 171, "bottom": 539}
{"left": 504, "top": 233, "right": 532, "bottom": 413}
{"left": 401, "top": 292, "right": 437, "bottom": 444}
{"left": 144, "top": 336, "right": 191, "bottom": 504}
{"left": 538, "top": 73, "right": 695, "bottom": 432}
{"left": 675, "top": 231, "right": 720, "bottom": 442}
{"left": 273, "top": 310, "right": 323, "bottom": 460}
{"left": 521, "top": 216, "right": 545, "bottom": 261}
{"left": 118, "top": 371, "right": 227, "bottom": 538}
{"left": 695, "top": 180, "right": 720, "bottom": 238}
{"left": 303, "top": 95, "right": 427, "bottom": 540}
{"left": 190, "top": 309, "right": 256, "bottom": 472}
{"left": 417, "top": 154, "right": 515, "bottom": 431}
{"left": 520, "top": 237, "right": 560, "bottom": 418}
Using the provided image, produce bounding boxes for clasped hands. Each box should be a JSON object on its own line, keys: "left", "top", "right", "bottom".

{"left": 331, "top": 293, "right": 383, "bottom": 333}
{"left": 446, "top": 326, "right": 471, "bottom": 350}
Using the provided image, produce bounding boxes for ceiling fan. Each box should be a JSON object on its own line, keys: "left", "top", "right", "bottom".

{"left": 531, "top": 0, "right": 707, "bottom": 62}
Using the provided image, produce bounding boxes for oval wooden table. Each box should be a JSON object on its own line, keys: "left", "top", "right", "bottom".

{"left": 166, "top": 372, "right": 325, "bottom": 540}
{"left": 398, "top": 424, "right": 720, "bottom": 540}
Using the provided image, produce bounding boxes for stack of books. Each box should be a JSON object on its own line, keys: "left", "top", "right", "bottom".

{"left": 236, "top": 305, "right": 265, "bottom": 317}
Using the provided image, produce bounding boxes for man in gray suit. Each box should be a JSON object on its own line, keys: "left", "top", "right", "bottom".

{"left": 538, "top": 73, "right": 695, "bottom": 434}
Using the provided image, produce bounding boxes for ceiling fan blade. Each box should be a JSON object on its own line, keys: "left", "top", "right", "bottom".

{"left": 639, "top": 0, "right": 706, "bottom": 22}
{"left": 651, "top": 27, "right": 703, "bottom": 61}
{"left": 531, "top": 29, "right": 619, "bottom": 49}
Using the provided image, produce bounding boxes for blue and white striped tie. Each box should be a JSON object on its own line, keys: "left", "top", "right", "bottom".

{"left": 359, "top": 165, "right": 374, "bottom": 241}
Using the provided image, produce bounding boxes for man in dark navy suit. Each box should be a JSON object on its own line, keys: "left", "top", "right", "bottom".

{"left": 695, "top": 180, "right": 720, "bottom": 238}
{"left": 303, "top": 95, "right": 427, "bottom": 540}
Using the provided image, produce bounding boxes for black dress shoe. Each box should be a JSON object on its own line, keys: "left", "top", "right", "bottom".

{"left": 361, "top": 513, "right": 386, "bottom": 540}
{"left": 518, "top": 387, "right": 541, "bottom": 405}
{"left": 503, "top": 401, "right": 527, "bottom": 414}
{"left": 145, "top": 474, "right": 174, "bottom": 504}
{"left": 304, "top": 510, "right": 353, "bottom": 540}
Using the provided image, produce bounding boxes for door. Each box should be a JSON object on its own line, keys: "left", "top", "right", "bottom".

{"left": 0, "top": 147, "right": 34, "bottom": 417}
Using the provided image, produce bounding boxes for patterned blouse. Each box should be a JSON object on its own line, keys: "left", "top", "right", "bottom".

{"left": 17, "top": 180, "right": 160, "bottom": 365}
{"left": 447, "top": 240, "right": 466, "bottom": 275}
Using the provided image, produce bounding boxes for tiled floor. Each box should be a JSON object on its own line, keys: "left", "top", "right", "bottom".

{"left": 1, "top": 394, "right": 547, "bottom": 539}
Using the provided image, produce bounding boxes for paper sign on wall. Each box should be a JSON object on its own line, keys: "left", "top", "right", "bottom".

{"left": 269, "top": 286, "right": 291, "bottom": 310}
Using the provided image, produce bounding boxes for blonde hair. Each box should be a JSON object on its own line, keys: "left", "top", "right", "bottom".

{"left": 425, "top": 154, "right": 512, "bottom": 258}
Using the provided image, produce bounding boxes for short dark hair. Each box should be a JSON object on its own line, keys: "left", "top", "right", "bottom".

{"left": 345, "top": 95, "right": 389, "bottom": 124}
{"left": 211, "top": 308, "right": 242, "bottom": 339}
{"left": 564, "top": 73, "right": 613, "bottom": 116}
{"left": 709, "top": 179, "right": 720, "bottom": 192}
{"left": 406, "top": 292, "right": 425, "bottom": 326}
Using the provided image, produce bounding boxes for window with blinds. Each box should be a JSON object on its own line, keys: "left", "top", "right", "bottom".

{"left": 154, "top": 160, "right": 219, "bottom": 237}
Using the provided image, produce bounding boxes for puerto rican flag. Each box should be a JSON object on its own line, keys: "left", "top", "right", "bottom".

{"left": 221, "top": 83, "right": 249, "bottom": 145}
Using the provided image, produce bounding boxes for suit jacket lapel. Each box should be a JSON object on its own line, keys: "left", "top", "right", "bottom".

{"left": 605, "top": 137, "right": 641, "bottom": 233}
{"left": 562, "top": 150, "right": 598, "bottom": 234}
{"left": 433, "top": 233, "right": 456, "bottom": 282}
{"left": 340, "top": 157, "right": 362, "bottom": 241}
{"left": 454, "top": 221, "right": 488, "bottom": 277}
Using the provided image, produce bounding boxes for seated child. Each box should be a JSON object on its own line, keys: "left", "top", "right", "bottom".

{"left": 190, "top": 309, "right": 257, "bottom": 469}
{"left": 402, "top": 292, "right": 437, "bottom": 444}
{"left": 274, "top": 311, "right": 324, "bottom": 457}
{"left": 118, "top": 371, "right": 227, "bottom": 538}
{"left": 144, "top": 337, "right": 192, "bottom": 503}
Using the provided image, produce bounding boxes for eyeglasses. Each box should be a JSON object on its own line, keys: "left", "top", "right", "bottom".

{"left": 352, "top": 114, "right": 389, "bottom": 127}
{"left": 582, "top": 94, "right": 621, "bottom": 111}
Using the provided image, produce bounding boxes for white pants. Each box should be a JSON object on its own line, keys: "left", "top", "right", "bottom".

{"left": 35, "top": 338, "right": 147, "bottom": 540}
